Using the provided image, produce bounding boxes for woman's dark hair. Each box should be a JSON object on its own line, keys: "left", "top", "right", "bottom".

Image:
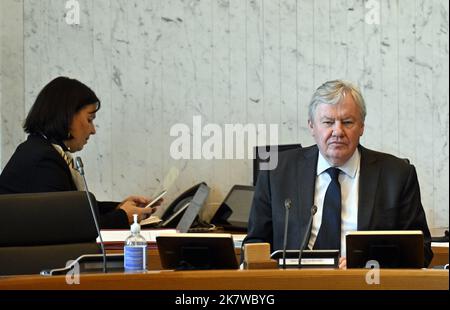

{"left": 23, "top": 76, "right": 100, "bottom": 141}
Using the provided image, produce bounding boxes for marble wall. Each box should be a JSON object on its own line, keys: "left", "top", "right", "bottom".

{"left": 0, "top": 4, "right": 2, "bottom": 155}
{"left": 0, "top": 0, "right": 448, "bottom": 229}
{"left": 1, "top": 0, "right": 24, "bottom": 166}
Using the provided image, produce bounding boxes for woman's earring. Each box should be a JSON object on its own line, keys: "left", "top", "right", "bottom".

{"left": 67, "top": 132, "right": 72, "bottom": 139}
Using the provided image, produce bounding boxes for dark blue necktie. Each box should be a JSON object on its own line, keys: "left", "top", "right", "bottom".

{"left": 314, "top": 167, "right": 342, "bottom": 250}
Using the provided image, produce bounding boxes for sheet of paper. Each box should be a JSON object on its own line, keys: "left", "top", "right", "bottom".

{"left": 431, "top": 242, "right": 449, "bottom": 248}
{"left": 97, "top": 229, "right": 177, "bottom": 243}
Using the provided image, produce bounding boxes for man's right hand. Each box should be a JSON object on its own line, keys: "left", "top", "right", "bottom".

{"left": 339, "top": 256, "right": 347, "bottom": 269}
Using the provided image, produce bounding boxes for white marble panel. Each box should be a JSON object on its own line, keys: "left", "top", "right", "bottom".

{"left": 279, "top": 0, "right": 298, "bottom": 144}
{"left": 431, "top": 0, "right": 449, "bottom": 228}
{"left": 0, "top": 1, "right": 3, "bottom": 164}
{"left": 415, "top": 0, "right": 436, "bottom": 228}
{"left": 140, "top": 0, "right": 165, "bottom": 200}
{"left": 263, "top": 0, "right": 280, "bottom": 128}
{"left": 313, "top": 0, "right": 330, "bottom": 85}
{"left": 228, "top": 0, "right": 251, "bottom": 187}
{"left": 362, "top": 0, "right": 382, "bottom": 150}
{"left": 24, "top": 0, "right": 43, "bottom": 112}
{"left": 0, "top": 3, "right": 2, "bottom": 165}
{"left": 245, "top": 0, "right": 265, "bottom": 188}
{"left": 329, "top": 0, "right": 348, "bottom": 81}
{"left": 69, "top": 0, "right": 108, "bottom": 198}
{"left": 1, "top": 0, "right": 24, "bottom": 167}
{"left": 5, "top": 0, "right": 446, "bottom": 229}
{"left": 210, "top": 0, "right": 232, "bottom": 207}
{"left": 109, "top": 0, "right": 136, "bottom": 199}
{"left": 159, "top": 0, "right": 201, "bottom": 210}
{"left": 120, "top": 0, "right": 153, "bottom": 196}
{"left": 345, "top": 0, "right": 365, "bottom": 108}
{"left": 89, "top": 0, "right": 113, "bottom": 200}
{"left": 246, "top": 0, "right": 264, "bottom": 127}
{"left": 181, "top": 0, "right": 216, "bottom": 214}
{"left": 297, "top": 0, "right": 314, "bottom": 144}
{"left": 380, "top": 0, "right": 399, "bottom": 155}
{"left": 398, "top": 0, "right": 417, "bottom": 164}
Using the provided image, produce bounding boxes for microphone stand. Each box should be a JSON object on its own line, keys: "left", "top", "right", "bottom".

{"left": 75, "top": 156, "right": 107, "bottom": 273}
{"left": 298, "top": 205, "right": 317, "bottom": 269}
{"left": 282, "top": 199, "right": 292, "bottom": 269}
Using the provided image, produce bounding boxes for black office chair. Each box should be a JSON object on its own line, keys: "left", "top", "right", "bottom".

{"left": 0, "top": 191, "right": 101, "bottom": 275}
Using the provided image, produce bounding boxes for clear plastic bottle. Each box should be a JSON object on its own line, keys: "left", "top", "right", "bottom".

{"left": 124, "top": 214, "right": 147, "bottom": 272}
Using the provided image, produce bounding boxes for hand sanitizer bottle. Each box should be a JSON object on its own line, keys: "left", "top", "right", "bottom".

{"left": 124, "top": 214, "right": 147, "bottom": 272}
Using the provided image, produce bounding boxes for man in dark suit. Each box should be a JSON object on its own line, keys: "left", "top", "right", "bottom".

{"left": 245, "top": 80, "right": 433, "bottom": 267}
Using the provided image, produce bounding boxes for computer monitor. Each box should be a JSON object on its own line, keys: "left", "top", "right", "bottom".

{"left": 156, "top": 233, "right": 239, "bottom": 270}
{"left": 176, "top": 183, "right": 210, "bottom": 233}
{"left": 346, "top": 230, "right": 425, "bottom": 268}
{"left": 211, "top": 185, "right": 255, "bottom": 231}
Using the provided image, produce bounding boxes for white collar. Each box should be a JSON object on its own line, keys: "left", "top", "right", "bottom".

{"left": 316, "top": 148, "right": 360, "bottom": 179}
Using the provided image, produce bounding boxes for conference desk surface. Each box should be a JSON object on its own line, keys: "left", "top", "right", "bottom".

{"left": 0, "top": 269, "right": 447, "bottom": 290}
{"left": 114, "top": 244, "right": 448, "bottom": 271}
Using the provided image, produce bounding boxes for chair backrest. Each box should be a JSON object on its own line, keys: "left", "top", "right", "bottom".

{"left": 0, "top": 191, "right": 101, "bottom": 275}
{"left": 253, "top": 144, "right": 302, "bottom": 185}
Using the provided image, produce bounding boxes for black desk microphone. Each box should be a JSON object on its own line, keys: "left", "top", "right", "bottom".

{"left": 75, "top": 156, "right": 107, "bottom": 273}
{"left": 298, "top": 205, "right": 317, "bottom": 268}
{"left": 282, "top": 199, "right": 292, "bottom": 269}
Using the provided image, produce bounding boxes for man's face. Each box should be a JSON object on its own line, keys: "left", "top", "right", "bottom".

{"left": 308, "top": 94, "right": 364, "bottom": 166}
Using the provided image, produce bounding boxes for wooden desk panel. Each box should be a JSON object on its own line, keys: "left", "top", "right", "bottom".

{"left": 113, "top": 246, "right": 446, "bottom": 270}
{"left": 108, "top": 247, "right": 242, "bottom": 271}
{"left": 430, "top": 245, "right": 449, "bottom": 266}
{"left": 0, "top": 269, "right": 447, "bottom": 290}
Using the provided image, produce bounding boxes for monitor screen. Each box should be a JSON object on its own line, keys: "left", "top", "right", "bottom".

{"left": 176, "top": 183, "right": 210, "bottom": 233}
{"left": 346, "top": 230, "right": 424, "bottom": 268}
{"left": 156, "top": 233, "right": 239, "bottom": 270}
{"left": 223, "top": 185, "right": 254, "bottom": 226}
{"left": 211, "top": 185, "right": 254, "bottom": 230}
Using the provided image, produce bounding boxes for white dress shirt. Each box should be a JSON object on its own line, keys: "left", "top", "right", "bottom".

{"left": 307, "top": 149, "right": 360, "bottom": 256}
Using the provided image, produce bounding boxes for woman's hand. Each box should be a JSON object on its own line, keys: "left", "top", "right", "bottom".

{"left": 118, "top": 195, "right": 163, "bottom": 224}
{"left": 120, "top": 195, "right": 150, "bottom": 207}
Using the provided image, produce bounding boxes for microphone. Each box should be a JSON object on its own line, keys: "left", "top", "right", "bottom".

{"left": 298, "top": 205, "right": 317, "bottom": 268}
{"left": 282, "top": 199, "right": 292, "bottom": 269}
{"left": 75, "top": 156, "right": 107, "bottom": 273}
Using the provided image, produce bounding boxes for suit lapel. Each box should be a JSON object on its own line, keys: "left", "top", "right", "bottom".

{"left": 48, "top": 142, "right": 78, "bottom": 191}
{"left": 297, "top": 146, "right": 318, "bottom": 243}
{"left": 357, "top": 146, "right": 380, "bottom": 230}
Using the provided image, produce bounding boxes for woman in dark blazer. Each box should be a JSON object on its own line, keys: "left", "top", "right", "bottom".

{"left": 0, "top": 76, "right": 158, "bottom": 228}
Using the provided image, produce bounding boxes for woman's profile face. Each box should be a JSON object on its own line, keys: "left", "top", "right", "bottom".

{"left": 65, "top": 103, "right": 97, "bottom": 152}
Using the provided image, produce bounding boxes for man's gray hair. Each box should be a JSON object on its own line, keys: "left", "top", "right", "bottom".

{"left": 308, "top": 80, "right": 366, "bottom": 123}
